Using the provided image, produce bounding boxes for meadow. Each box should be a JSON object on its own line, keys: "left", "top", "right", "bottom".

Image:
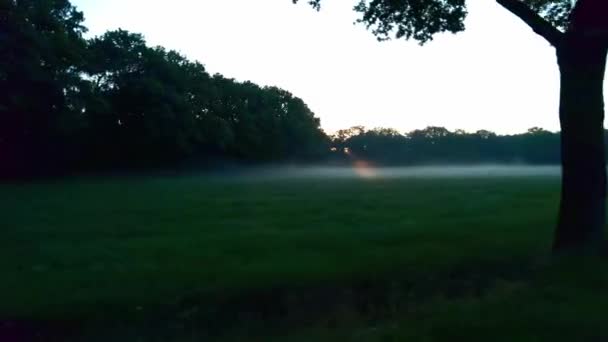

{"left": 2, "top": 166, "right": 607, "bottom": 341}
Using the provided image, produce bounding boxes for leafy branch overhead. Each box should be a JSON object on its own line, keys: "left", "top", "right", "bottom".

{"left": 293, "top": 0, "right": 574, "bottom": 44}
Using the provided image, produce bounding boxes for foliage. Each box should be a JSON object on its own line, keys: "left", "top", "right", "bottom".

{"left": 331, "top": 126, "right": 567, "bottom": 165}
{"left": 524, "top": 0, "right": 573, "bottom": 30}
{"left": 1, "top": 0, "right": 598, "bottom": 179}
{"left": 1, "top": 1, "right": 328, "bottom": 177}
{"left": 294, "top": 0, "right": 575, "bottom": 43}
{"left": 0, "top": 0, "right": 87, "bottom": 176}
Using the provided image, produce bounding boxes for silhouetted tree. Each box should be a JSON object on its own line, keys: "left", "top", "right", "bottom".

{"left": 295, "top": 0, "right": 607, "bottom": 254}
{"left": 1, "top": 0, "right": 329, "bottom": 175}
{"left": 334, "top": 126, "right": 566, "bottom": 165}
{"left": 84, "top": 30, "right": 214, "bottom": 166}
{"left": 209, "top": 76, "right": 326, "bottom": 161}
{"left": 1, "top": 0, "right": 87, "bottom": 177}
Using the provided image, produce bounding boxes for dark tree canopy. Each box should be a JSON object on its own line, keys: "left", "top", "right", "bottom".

{"left": 1, "top": 1, "right": 329, "bottom": 177}
{"left": 1, "top": 0, "right": 88, "bottom": 175}
{"left": 3, "top": 0, "right": 605, "bottom": 185}
{"left": 294, "top": 0, "right": 581, "bottom": 44}
{"left": 330, "top": 126, "right": 568, "bottom": 165}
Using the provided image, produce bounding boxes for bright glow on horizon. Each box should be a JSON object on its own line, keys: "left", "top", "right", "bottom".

{"left": 72, "top": 0, "right": 607, "bottom": 135}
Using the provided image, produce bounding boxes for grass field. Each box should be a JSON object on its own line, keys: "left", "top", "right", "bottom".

{"left": 2, "top": 168, "right": 608, "bottom": 341}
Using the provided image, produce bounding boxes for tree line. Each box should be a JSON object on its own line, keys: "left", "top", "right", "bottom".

{"left": 1, "top": 0, "right": 328, "bottom": 178}
{"left": 2, "top": 0, "right": 589, "bottom": 181}
{"left": 330, "top": 126, "right": 569, "bottom": 165}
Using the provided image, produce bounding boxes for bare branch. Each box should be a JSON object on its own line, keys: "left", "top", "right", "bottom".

{"left": 496, "top": 0, "right": 564, "bottom": 46}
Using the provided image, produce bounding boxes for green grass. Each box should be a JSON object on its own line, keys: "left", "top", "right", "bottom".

{"left": 2, "top": 172, "right": 607, "bottom": 341}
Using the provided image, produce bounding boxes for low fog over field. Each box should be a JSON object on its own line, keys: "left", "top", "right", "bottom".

{"left": 231, "top": 165, "right": 562, "bottom": 181}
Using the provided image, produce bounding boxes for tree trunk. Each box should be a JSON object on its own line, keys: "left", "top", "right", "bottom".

{"left": 553, "top": 35, "right": 608, "bottom": 253}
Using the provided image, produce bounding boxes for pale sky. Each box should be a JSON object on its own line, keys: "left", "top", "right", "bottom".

{"left": 72, "top": 0, "right": 607, "bottom": 135}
